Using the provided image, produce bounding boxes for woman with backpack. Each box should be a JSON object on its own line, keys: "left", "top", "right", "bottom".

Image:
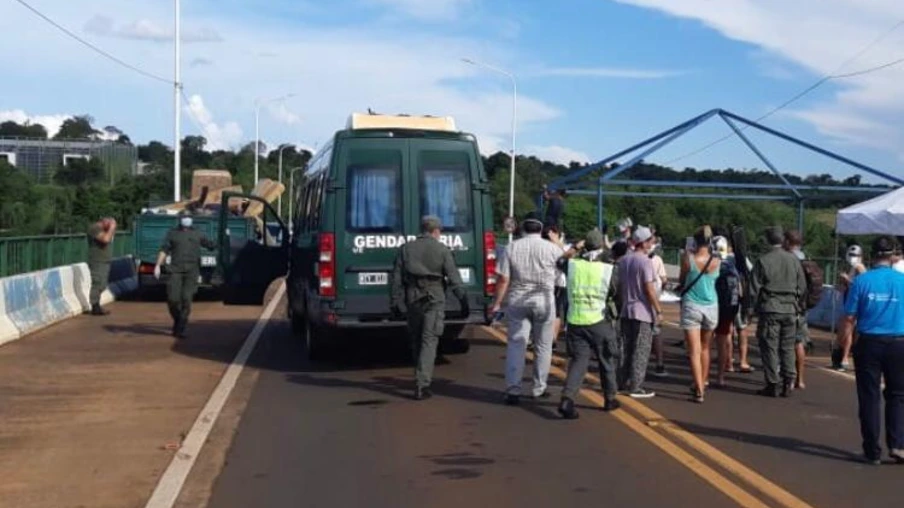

{"left": 712, "top": 234, "right": 741, "bottom": 388}
{"left": 679, "top": 225, "right": 721, "bottom": 403}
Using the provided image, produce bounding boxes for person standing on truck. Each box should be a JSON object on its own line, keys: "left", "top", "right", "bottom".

{"left": 86, "top": 217, "right": 117, "bottom": 316}
{"left": 390, "top": 216, "right": 469, "bottom": 401}
{"left": 153, "top": 212, "right": 215, "bottom": 339}
{"left": 491, "top": 211, "right": 563, "bottom": 405}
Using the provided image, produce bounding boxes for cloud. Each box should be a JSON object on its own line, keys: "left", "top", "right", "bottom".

{"left": 611, "top": 0, "right": 904, "bottom": 160}
{"left": 268, "top": 103, "right": 302, "bottom": 126}
{"left": 364, "top": 0, "right": 473, "bottom": 21}
{"left": 84, "top": 15, "right": 223, "bottom": 43}
{"left": 190, "top": 57, "right": 214, "bottom": 68}
{"left": 0, "top": 110, "right": 71, "bottom": 137}
{"left": 524, "top": 145, "right": 592, "bottom": 165}
{"left": 1, "top": 2, "right": 567, "bottom": 162}
{"left": 533, "top": 66, "right": 687, "bottom": 79}
{"left": 183, "top": 95, "right": 243, "bottom": 151}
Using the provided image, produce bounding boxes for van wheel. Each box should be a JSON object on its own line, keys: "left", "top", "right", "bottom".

{"left": 304, "top": 319, "right": 325, "bottom": 362}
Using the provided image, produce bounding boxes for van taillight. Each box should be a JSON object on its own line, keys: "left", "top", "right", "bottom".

{"left": 319, "top": 233, "right": 336, "bottom": 298}
{"left": 484, "top": 232, "right": 496, "bottom": 296}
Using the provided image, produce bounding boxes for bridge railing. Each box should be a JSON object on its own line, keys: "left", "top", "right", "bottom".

{"left": 0, "top": 232, "right": 134, "bottom": 278}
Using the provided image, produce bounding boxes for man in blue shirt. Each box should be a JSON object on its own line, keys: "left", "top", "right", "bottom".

{"left": 841, "top": 236, "right": 904, "bottom": 465}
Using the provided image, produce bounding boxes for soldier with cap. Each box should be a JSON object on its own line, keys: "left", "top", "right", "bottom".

{"left": 86, "top": 217, "right": 117, "bottom": 316}
{"left": 391, "top": 216, "right": 468, "bottom": 401}
{"left": 153, "top": 212, "right": 215, "bottom": 339}
{"left": 556, "top": 229, "right": 621, "bottom": 419}
{"left": 750, "top": 226, "right": 807, "bottom": 397}
{"left": 491, "top": 211, "right": 564, "bottom": 405}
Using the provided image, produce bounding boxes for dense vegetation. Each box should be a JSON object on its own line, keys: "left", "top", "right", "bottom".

{"left": 1, "top": 115, "right": 878, "bottom": 259}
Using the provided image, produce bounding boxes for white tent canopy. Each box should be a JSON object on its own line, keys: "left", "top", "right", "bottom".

{"left": 836, "top": 186, "right": 904, "bottom": 236}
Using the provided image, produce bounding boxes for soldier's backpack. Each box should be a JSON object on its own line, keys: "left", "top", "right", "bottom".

{"left": 800, "top": 259, "right": 824, "bottom": 310}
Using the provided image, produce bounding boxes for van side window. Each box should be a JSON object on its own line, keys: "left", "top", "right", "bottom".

{"left": 418, "top": 150, "right": 472, "bottom": 232}
{"left": 347, "top": 149, "right": 402, "bottom": 232}
{"left": 310, "top": 174, "right": 324, "bottom": 229}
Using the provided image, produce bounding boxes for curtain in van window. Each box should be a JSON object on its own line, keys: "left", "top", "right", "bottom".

{"left": 422, "top": 168, "right": 470, "bottom": 231}
{"left": 349, "top": 168, "right": 399, "bottom": 230}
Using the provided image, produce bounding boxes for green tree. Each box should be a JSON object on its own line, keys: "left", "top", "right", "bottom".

{"left": 55, "top": 158, "right": 106, "bottom": 186}
{"left": 0, "top": 120, "right": 48, "bottom": 139}
{"left": 54, "top": 115, "right": 101, "bottom": 140}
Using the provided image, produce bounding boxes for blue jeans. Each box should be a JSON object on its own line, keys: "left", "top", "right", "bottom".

{"left": 853, "top": 335, "right": 904, "bottom": 459}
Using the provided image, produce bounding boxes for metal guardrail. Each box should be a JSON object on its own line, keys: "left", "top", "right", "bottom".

{"left": 0, "top": 232, "right": 134, "bottom": 278}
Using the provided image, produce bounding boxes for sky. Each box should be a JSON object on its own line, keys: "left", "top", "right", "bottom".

{"left": 1, "top": 0, "right": 903, "bottom": 184}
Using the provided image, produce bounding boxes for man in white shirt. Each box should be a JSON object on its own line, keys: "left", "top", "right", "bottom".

{"left": 491, "top": 212, "right": 564, "bottom": 405}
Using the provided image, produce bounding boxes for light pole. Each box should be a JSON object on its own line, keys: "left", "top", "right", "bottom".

{"left": 277, "top": 143, "right": 294, "bottom": 218}
{"left": 173, "top": 0, "right": 182, "bottom": 202}
{"left": 288, "top": 166, "right": 305, "bottom": 227}
{"left": 462, "top": 57, "right": 517, "bottom": 241}
{"left": 254, "top": 93, "right": 296, "bottom": 186}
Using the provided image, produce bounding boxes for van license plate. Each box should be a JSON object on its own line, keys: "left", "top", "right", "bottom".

{"left": 458, "top": 268, "right": 471, "bottom": 284}
{"left": 358, "top": 272, "right": 388, "bottom": 286}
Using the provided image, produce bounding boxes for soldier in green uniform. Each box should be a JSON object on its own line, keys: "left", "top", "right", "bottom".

{"left": 86, "top": 217, "right": 116, "bottom": 316}
{"left": 391, "top": 216, "right": 469, "bottom": 400}
{"left": 153, "top": 213, "right": 215, "bottom": 339}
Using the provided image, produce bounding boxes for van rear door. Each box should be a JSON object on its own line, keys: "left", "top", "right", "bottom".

{"left": 334, "top": 138, "right": 412, "bottom": 320}
{"left": 410, "top": 139, "right": 486, "bottom": 319}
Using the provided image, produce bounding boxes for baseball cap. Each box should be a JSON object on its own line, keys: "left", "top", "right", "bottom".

{"left": 633, "top": 226, "right": 653, "bottom": 244}
{"left": 847, "top": 244, "right": 863, "bottom": 257}
{"left": 584, "top": 229, "right": 604, "bottom": 251}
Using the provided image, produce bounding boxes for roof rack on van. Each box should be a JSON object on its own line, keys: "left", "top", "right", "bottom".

{"left": 346, "top": 112, "right": 457, "bottom": 132}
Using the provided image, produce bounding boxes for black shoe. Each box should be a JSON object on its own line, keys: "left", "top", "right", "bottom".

{"left": 780, "top": 383, "right": 793, "bottom": 398}
{"left": 173, "top": 319, "right": 187, "bottom": 339}
{"left": 603, "top": 399, "right": 621, "bottom": 412}
{"left": 756, "top": 384, "right": 778, "bottom": 398}
{"left": 90, "top": 304, "right": 109, "bottom": 316}
{"left": 503, "top": 394, "right": 520, "bottom": 406}
{"left": 558, "top": 398, "right": 579, "bottom": 419}
{"left": 415, "top": 387, "right": 433, "bottom": 401}
{"left": 890, "top": 449, "right": 904, "bottom": 464}
{"left": 863, "top": 456, "right": 882, "bottom": 466}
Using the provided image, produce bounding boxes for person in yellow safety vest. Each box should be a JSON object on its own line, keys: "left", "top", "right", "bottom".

{"left": 556, "top": 229, "right": 621, "bottom": 419}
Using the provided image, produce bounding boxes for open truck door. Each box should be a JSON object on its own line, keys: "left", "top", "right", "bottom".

{"left": 218, "top": 192, "right": 289, "bottom": 305}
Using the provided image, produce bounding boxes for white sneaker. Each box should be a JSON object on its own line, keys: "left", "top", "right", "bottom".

{"left": 629, "top": 388, "right": 656, "bottom": 399}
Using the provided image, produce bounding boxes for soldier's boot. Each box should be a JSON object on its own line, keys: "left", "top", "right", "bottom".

{"left": 415, "top": 386, "right": 433, "bottom": 401}
{"left": 558, "top": 397, "right": 579, "bottom": 420}
{"left": 756, "top": 383, "right": 778, "bottom": 398}
{"left": 780, "top": 381, "right": 793, "bottom": 398}
{"left": 90, "top": 304, "right": 109, "bottom": 316}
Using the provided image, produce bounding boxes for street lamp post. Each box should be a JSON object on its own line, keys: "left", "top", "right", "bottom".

{"left": 253, "top": 93, "right": 296, "bottom": 186}
{"left": 462, "top": 58, "right": 517, "bottom": 241}
{"left": 277, "top": 143, "right": 294, "bottom": 219}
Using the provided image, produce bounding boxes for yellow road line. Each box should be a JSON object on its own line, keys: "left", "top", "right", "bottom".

{"left": 483, "top": 325, "right": 814, "bottom": 508}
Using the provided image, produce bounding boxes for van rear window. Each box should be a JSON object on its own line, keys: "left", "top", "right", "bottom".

{"left": 347, "top": 149, "right": 402, "bottom": 232}
{"left": 419, "top": 151, "right": 472, "bottom": 232}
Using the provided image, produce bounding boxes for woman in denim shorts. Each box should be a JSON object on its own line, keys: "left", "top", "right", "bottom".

{"left": 679, "top": 226, "right": 721, "bottom": 403}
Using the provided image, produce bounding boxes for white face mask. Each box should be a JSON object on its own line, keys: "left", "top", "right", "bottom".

{"left": 180, "top": 217, "right": 193, "bottom": 228}
{"left": 847, "top": 256, "right": 861, "bottom": 267}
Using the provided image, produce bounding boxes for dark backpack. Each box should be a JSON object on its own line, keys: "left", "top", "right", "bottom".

{"left": 800, "top": 259, "right": 824, "bottom": 310}
{"left": 715, "top": 258, "right": 741, "bottom": 310}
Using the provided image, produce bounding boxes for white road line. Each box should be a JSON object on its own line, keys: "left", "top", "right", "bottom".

{"left": 144, "top": 283, "right": 285, "bottom": 508}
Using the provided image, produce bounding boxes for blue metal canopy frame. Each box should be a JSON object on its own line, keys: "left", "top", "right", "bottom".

{"left": 545, "top": 108, "right": 902, "bottom": 234}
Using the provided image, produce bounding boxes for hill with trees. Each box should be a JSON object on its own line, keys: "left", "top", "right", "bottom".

{"left": 0, "top": 115, "right": 880, "bottom": 259}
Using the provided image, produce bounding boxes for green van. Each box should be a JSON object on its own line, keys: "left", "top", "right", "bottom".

{"left": 285, "top": 113, "right": 497, "bottom": 359}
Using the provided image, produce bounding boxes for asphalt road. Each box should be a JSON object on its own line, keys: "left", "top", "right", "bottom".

{"left": 206, "top": 306, "right": 904, "bottom": 508}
